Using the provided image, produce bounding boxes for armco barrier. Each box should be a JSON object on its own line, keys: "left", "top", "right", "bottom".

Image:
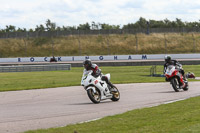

{"left": 0, "top": 64, "right": 71, "bottom": 72}
{"left": 68, "top": 60, "right": 200, "bottom": 67}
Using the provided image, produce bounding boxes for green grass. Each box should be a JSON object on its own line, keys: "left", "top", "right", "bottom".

{"left": 0, "top": 68, "right": 82, "bottom": 91}
{"left": 25, "top": 95, "right": 200, "bottom": 133}
{"left": 0, "top": 65, "right": 200, "bottom": 92}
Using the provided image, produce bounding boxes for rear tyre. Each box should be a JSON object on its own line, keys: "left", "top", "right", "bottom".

{"left": 87, "top": 88, "right": 101, "bottom": 104}
{"left": 171, "top": 78, "right": 179, "bottom": 92}
{"left": 111, "top": 87, "right": 120, "bottom": 101}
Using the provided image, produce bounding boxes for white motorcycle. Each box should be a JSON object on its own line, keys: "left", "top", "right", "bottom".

{"left": 81, "top": 70, "right": 120, "bottom": 104}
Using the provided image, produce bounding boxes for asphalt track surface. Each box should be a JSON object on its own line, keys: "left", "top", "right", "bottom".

{"left": 1, "top": 82, "right": 200, "bottom": 133}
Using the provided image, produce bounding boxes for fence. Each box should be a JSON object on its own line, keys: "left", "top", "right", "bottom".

{"left": 1, "top": 28, "right": 200, "bottom": 39}
{"left": 0, "top": 64, "right": 71, "bottom": 72}
{"left": 0, "top": 29, "right": 200, "bottom": 58}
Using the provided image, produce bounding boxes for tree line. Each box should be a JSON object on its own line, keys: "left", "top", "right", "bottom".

{"left": 1, "top": 17, "right": 200, "bottom": 33}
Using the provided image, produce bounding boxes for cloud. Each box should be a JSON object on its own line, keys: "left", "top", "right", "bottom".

{"left": 0, "top": 0, "right": 200, "bottom": 29}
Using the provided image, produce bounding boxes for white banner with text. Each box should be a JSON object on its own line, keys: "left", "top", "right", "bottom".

{"left": 0, "top": 54, "right": 200, "bottom": 63}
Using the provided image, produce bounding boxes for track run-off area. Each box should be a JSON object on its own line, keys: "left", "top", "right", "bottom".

{"left": 0, "top": 82, "right": 200, "bottom": 133}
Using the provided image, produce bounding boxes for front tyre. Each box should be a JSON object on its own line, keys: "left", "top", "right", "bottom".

{"left": 183, "top": 81, "right": 189, "bottom": 91}
{"left": 183, "top": 86, "right": 189, "bottom": 91}
{"left": 171, "top": 78, "right": 179, "bottom": 92}
{"left": 111, "top": 87, "right": 120, "bottom": 101}
{"left": 87, "top": 88, "right": 101, "bottom": 104}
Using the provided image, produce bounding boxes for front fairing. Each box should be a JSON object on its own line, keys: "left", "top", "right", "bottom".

{"left": 81, "top": 69, "right": 111, "bottom": 94}
{"left": 81, "top": 70, "right": 94, "bottom": 87}
{"left": 165, "top": 65, "right": 177, "bottom": 78}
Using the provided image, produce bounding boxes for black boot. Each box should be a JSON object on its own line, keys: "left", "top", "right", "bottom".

{"left": 107, "top": 81, "right": 117, "bottom": 92}
{"left": 183, "top": 75, "right": 187, "bottom": 81}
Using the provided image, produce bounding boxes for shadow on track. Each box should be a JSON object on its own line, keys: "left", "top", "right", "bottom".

{"left": 156, "top": 90, "right": 185, "bottom": 93}
{"left": 68, "top": 100, "right": 114, "bottom": 105}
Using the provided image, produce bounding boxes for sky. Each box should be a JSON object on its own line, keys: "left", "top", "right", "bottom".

{"left": 0, "top": 0, "right": 200, "bottom": 29}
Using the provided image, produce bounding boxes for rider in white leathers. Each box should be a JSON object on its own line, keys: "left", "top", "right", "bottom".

{"left": 83, "top": 59, "right": 116, "bottom": 92}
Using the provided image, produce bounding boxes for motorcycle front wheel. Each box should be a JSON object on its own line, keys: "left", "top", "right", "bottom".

{"left": 171, "top": 78, "right": 179, "bottom": 92}
{"left": 183, "top": 81, "right": 189, "bottom": 91}
{"left": 87, "top": 88, "right": 101, "bottom": 104}
{"left": 111, "top": 87, "right": 120, "bottom": 101}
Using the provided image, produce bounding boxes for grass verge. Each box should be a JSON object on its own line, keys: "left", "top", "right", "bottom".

{"left": 1, "top": 33, "right": 200, "bottom": 57}
{"left": 0, "top": 65, "right": 200, "bottom": 92}
{"left": 25, "top": 95, "right": 200, "bottom": 133}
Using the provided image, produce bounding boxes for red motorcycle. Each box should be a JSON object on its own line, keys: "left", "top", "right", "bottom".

{"left": 165, "top": 65, "right": 188, "bottom": 92}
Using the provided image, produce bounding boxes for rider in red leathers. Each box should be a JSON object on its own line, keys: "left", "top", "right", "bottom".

{"left": 164, "top": 55, "right": 186, "bottom": 88}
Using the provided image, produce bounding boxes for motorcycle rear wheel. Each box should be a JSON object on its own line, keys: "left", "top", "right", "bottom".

{"left": 87, "top": 88, "right": 101, "bottom": 104}
{"left": 171, "top": 78, "right": 179, "bottom": 92}
{"left": 111, "top": 87, "right": 120, "bottom": 101}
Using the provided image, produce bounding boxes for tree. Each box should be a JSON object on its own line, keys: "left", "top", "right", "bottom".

{"left": 136, "top": 17, "right": 147, "bottom": 28}
{"left": 35, "top": 24, "right": 45, "bottom": 32}
{"left": 149, "top": 20, "right": 165, "bottom": 28}
{"left": 176, "top": 18, "right": 185, "bottom": 27}
{"left": 0, "top": 28, "right": 6, "bottom": 33}
{"left": 2, "top": 17, "right": 200, "bottom": 33}
{"left": 45, "top": 19, "right": 56, "bottom": 31}
{"left": 101, "top": 23, "right": 120, "bottom": 29}
{"left": 5, "top": 25, "right": 16, "bottom": 32}
{"left": 62, "top": 26, "right": 77, "bottom": 31}
{"left": 28, "top": 28, "right": 34, "bottom": 32}
{"left": 91, "top": 21, "right": 101, "bottom": 30}
{"left": 164, "top": 18, "right": 172, "bottom": 28}
{"left": 56, "top": 26, "right": 62, "bottom": 31}
{"left": 123, "top": 23, "right": 137, "bottom": 29}
{"left": 123, "top": 17, "right": 147, "bottom": 29}
{"left": 77, "top": 22, "right": 90, "bottom": 30}
{"left": 17, "top": 27, "right": 27, "bottom": 32}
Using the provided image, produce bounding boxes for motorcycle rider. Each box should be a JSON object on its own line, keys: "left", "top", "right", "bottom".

{"left": 163, "top": 55, "right": 186, "bottom": 88}
{"left": 83, "top": 59, "right": 117, "bottom": 92}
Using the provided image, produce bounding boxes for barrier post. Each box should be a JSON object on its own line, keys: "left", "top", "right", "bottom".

{"left": 135, "top": 34, "right": 138, "bottom": 53}
{"left": 192, "top": 33, "right": 196, "bottom": 53}
{"left": 164, "top": 34, "right": 167, "bottom": 54}
{"left": 78, "top": 30, "right": 82, "bottom": 56}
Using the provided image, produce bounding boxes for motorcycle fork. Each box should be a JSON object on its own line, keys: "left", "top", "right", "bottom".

{"left": 176, "top": 74, "right": 184, "bottom": 85}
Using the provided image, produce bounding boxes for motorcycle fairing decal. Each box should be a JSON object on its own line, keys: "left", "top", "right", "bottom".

{"left": 105, "top": 88, "right": 108, "bottom": 92}
{"left": 100, "top": 82, "right": 104, "bottom": 87}
{"left": 95, "top": 80, "right": 98, "bottom": 84}
{"left": 83, "top": 76, "right": 87, "bottom": 80}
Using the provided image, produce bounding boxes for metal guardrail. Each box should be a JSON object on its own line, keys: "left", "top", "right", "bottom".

{"left": 150, "top": 65, "right": 165, "bottom": 77}
{"left": 0, "top": 64, "right": 71, "bottom": 72}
